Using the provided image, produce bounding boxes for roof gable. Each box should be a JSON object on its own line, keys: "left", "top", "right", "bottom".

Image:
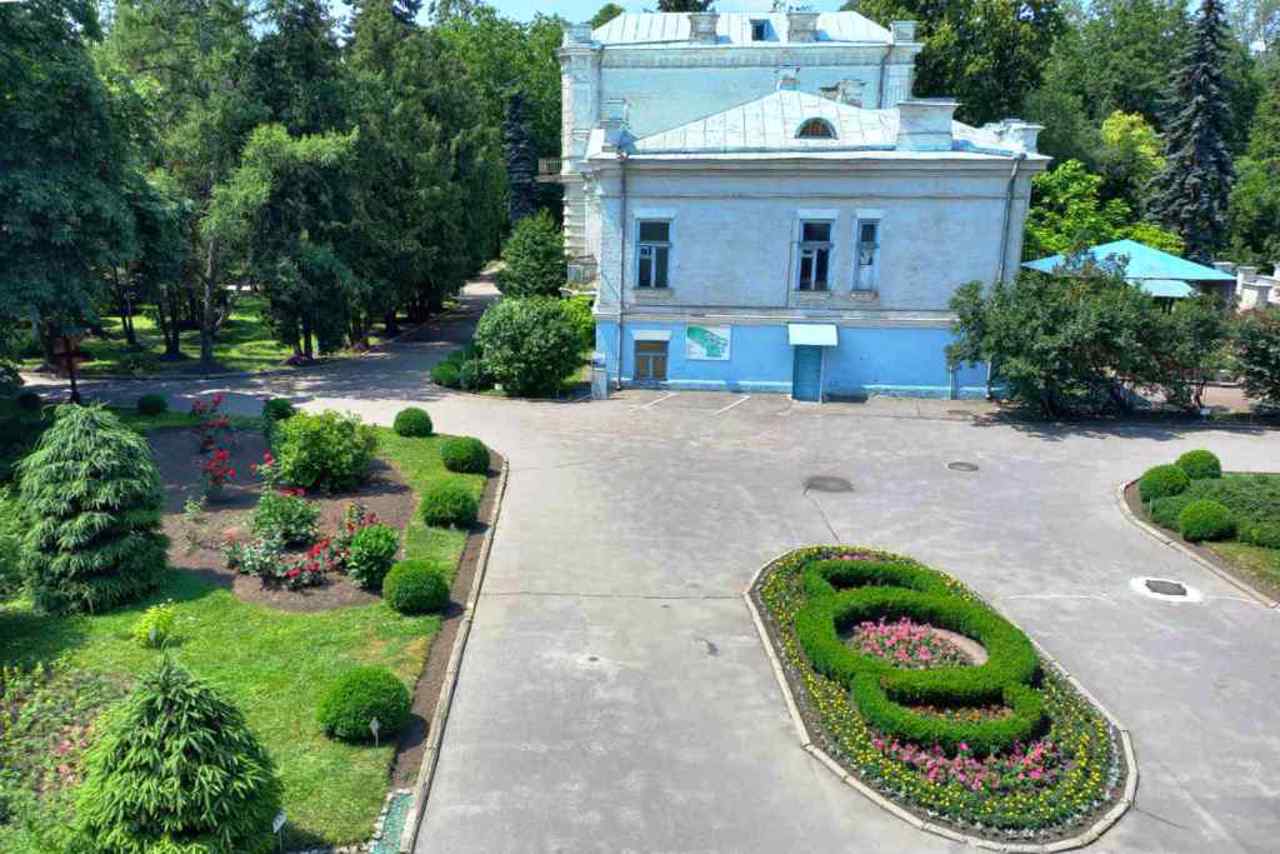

{"left": 1023, "top": 240, "right": 1236, "bottom": 282}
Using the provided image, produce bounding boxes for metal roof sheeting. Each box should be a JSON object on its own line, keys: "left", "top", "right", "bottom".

{"left": 592, "top": 12, "right": 892, "bottom": 46}
{"left": 1023, "top": 239, "right": 1237, "bottom": 284}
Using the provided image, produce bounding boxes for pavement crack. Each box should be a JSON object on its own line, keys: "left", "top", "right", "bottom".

{"left": 803, "top": 488, "right": 843, "bottom": 543}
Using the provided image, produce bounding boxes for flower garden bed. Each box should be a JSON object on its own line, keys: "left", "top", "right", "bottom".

{"left": 750, "top": 546, "right": 1131, "bottom": 846}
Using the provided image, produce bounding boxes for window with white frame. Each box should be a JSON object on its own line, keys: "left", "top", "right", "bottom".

{"left": 797, "top": 221, "right": 832, "bottom": 291}
{"left": 854, "top": 218, "right": 881, "bottom": 291}
{"left": 636, "top": 220, "right": 671, "bottom": 289}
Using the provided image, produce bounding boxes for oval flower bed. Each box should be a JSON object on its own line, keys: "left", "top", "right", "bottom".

{"left": 753, "top": 546, "right": 1128, "bottom": 843}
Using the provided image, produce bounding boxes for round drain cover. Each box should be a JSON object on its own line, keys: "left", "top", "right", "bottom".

{"left": 804, "top": 475, "right": 853, "bottom": 493}
{"left": 1130, "top": 576, "right": 1204, "bottom": 603}
{"left": 947, "top": 461, "right": 979, "bottom": 472}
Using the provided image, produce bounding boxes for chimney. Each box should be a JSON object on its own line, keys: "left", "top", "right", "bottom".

{"left": 1237, "top": 265, "right": 1259, "bottom": 283}
{"left": 601, "top": 98, "right": 629, "bottom": 151}
{"left": 688, "top": 12, "right": 719, "bottom": 44}
{"left": 787, "top": 11, "right": 820, "bottom": 43}
{"left": 775, "top": 67, "right": 800, "bottom": 92}
{"left": 984, "top": 118, "right": 1044, "bottom": 154}
{"left": 564, "top": 22, "right": 593, "bottom": 46}
{"left": 895, "top": 99, "right": 957, "bottom": 151}
{"left": 891, "top": 20, "right": 917, "bottom": 43}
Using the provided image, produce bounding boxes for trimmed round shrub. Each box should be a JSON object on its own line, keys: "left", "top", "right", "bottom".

{"left": 420, "top": 481, "right": 478, "bottom": 528}
{"left": 1178, "top": 499, "right": 1236, "bottom": 542}
{"left": 474, "top": 297, "right": 582, "bottom": 397}
{"left": 431, "top": 359, "right": 461, "bottom": 389}
{"left": 440, "top": 436, "right": 489, "bottom": 474}
{"left": 262, "top": 397, "right": 296, "bottom": 422}
{"left": 393, "top": 407, "right": 433, "bottom": 438}
{"left": 76, "top": 659, "right": 283, "bottom": 853}
{"left": 1176, "top": 449, "right": 1222, "bottom": 480}
{"left": 384, "top": 559, "right": 450, "bottom": 614}
{"left": 317, "top": 666, "right": 411, "bottom": 742}
{"left": 274, "top": 410, "right": 376, "bottom": 493}
{"left": 1138, "top": 464, "right": 1190, "bottom": 503}
{"left": 457, "top": 357, "right": 493, "bottom": 392}
{"left": 15, "top": 390, "right": 42, "bottom": 413}
{"left": 17, "top": 405, "right": 167, "bottom": 614}
{"left": 346, "top": 523, "right": 399, "bottom": 590}
{"left": 135, "top": 394, "right": 168, "bottom": 416}
{"left": 1149, "top": 494, "right": 1195, "bottom": 530}
{"left": 1241, "top": 522, "right": 1280, "bottom": 550}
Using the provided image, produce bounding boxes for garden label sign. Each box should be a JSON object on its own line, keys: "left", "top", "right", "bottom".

{"left": 686, "top": 325, "right": 731, "bottom": 361}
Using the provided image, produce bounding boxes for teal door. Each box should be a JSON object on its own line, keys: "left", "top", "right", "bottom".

{"left": 792, "top": 346, "right": 823, "bottom": 401}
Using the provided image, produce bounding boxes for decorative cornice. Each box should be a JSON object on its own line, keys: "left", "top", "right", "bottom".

{"left": 600, "top": 44, "right": 919, "bottom": 69}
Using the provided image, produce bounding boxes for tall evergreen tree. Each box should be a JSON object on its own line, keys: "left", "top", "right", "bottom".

{"left": 250, "top": 0, "right": 346, "bottom": 137}
{"left": 656, "top": 0, "right": 714, "bottom": 11}
{"left": 1151, "top": 0, "right": 1236, "bottom": 261}
{"left": 504, "top": 89, "right": 539, "bottom": 225}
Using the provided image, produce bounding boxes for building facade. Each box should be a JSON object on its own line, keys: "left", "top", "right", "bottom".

{"left": 556, "top": 11, "right": 1048, "bottom": 400}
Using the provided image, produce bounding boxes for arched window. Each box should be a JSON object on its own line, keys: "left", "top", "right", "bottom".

{"left": 796, "top": 118, "right": 837, "bottom": 139}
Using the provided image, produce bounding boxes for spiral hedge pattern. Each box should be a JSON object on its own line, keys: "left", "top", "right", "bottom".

{"left": 795, "top": 557, "right": 1045, "bottom": 756}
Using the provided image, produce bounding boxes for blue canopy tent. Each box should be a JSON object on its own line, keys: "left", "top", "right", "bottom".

{"left": 1022, "top": 239, "right": 1236, "bottom": 299}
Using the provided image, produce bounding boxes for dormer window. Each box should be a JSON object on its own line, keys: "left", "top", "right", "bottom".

{"left": 750, "top": 19, "right": 769, "bottom": 41}
{"left": 797, "top": 118, "right": 837, "bottom": 139}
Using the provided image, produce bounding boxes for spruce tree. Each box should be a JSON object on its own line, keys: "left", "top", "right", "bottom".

{"left": 17, "top": 405, "right": 167, "bottom": 614}
{"left": 76, "top": 659, "right": 284, "bottom": 854}
{"left": 1151, "top": 0, "right": 1235, "bottom": 262}
{"left": 657, "top": 0, "right": 714, "bottom": 11}
{"left": 504, "top": 88, "right": 539, "bottom": 226}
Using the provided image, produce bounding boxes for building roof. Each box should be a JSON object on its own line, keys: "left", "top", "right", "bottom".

{"left": 628, "top": 91, "right": 1026, "bottom": 157}
{"left": 1023, "top": 239, "right": 1236, "bottom": 288}
{"left": 592, "top": 12, "right": 892, "bottom": 47}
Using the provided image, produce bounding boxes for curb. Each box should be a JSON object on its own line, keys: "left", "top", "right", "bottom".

{"left": 742, "top": 549, "right": 1138, "bottom": 853}
{"left": 398, "top": 459, "right": 510, "bottom": 854}
{"left": 1114, "top": 479, "right": 1279, "bottom": 609}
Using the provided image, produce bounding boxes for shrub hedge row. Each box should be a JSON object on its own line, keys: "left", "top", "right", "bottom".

{"left": 794, "top": 556, "right": 1043, "bottom": 755}
{"left": 1138, "top": 464, "right": 1189, "bottom": 502}
{"left": 1178, "top": 499, "right": 1236, "bottom": 542}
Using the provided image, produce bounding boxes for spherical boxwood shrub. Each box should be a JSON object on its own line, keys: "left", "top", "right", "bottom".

{"left": 1241, "top": 522, "right": 1280, "bottom": 550}
{"left": 273, "top": 410, "right": 376, "bottom": 493}
{"left": 1178, "top": 499, "right": 1236, "bottom": 542}
{"left": 420, "top": 481, "right": 478, "bottom": 528}
{"left": 347, "top": 523, "right": 399, "bottom": 590}
{"left": 474, "top": 297, "right": 582, "bottom": 397}
{"left": 1176, "top": 449, "right": 1222, "bottom": 480}
{"left": 1149, "top": 494, "right": 1195, "bottom": 530}
{"left": 262, "top": 397, "right": 296, "bottom": 423}
{"left": 76, "top": 660, "right": 283, "bottom": 853}
{"left": 431, "top": 359, "right": 461, "bottom": 389}
{"left": 440, "top": 436, "right": 489, "bottom": 474}
{"left": 1139, "top": 464, "right": 1190, "bottom": 503}
{"left": 383, "top": 559, "right": 450, "bottom": 614}
{"left": 393, "top": 407, "right": 433, "bottom": 437}
{"left": 317, "top": 666, "right": 411, "bottom": 742}
{"left": 135, "top": 394, "right": 168, "bottom": 416}
{"left": 17, "top": 405, "right": 167, "bottom": 614}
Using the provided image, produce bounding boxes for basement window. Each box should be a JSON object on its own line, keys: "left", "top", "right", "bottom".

{"left": 797, "top": 118, "right": 837, "bottom": 139}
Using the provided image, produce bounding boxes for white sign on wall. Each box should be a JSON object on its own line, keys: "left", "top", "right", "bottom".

{"left": 686, "top": 325, "right": 731, "bottom": 361}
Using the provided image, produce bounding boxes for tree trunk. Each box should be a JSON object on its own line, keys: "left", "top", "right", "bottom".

{"left": 200, "top": 238, "right": 216, "bottom": 367}
{"left": 384, "top": 310, "right": 399, "bottom": 337}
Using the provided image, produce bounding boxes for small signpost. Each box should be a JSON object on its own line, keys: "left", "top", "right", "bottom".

{"left": 369, "top": 716, "right": 381, "bottom": 747}
{"left": 273, "top": 809, "right": 287, "bottom": 852}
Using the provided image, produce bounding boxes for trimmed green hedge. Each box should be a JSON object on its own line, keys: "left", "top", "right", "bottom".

{"left": 794, "top": 556, "right": 1043, "bottom": 756}
{"left": 316, "top": 667, "right": 411, "bottom": 742}
{"left": 1176, "top": 449, "right": 1222, "bottom": 480}
{"left": 384, "top": 559, "right": 450, "bottom": 614}
{"left": 1139, "top": 464, "right": 1190, "bottom": 502}
{"left": 393, "top": 407, "right": 433, "bottom": 438}
{"left": 1149, "top": 494, "right": 1195, "bottom": 530}
{"left": 420, "top": 481, "right": 478, "bottom": 528}
{"left": 1178, "top": 499, "right": 1236, "bottom": 542}
{"left": 440, "top": 436, "right": 489, "bottom": 474}
{"left": 1241, "top": 522, "right": 1280, "bottom": 550}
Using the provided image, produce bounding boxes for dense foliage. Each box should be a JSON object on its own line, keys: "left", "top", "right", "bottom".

{"left": 316, "top": 666, "right": 412, "bottom": 742}
{"left": 135, "top": 394, "right": 168, "bottom": 416}
{"left": 1235, "top": 307, "right": 1280, "bottom": 406}
{"left": 393, "top": 407, "right": 434, "bottom": 438}
{"left": 440, "top": 436, "right": 490, "bottom": 474}
{"left": 273, "top": 410, "right": 377, "bottom": 493}
{"left": 419, "top": 481, "right": 479, "bottom": 528}
{"left": 17, "top": 405, "right": 167, "bottom": 614}
{"left": 495, "top": 210, "right": 567, "bottom": 298}
{"left": 948, "top": 268, "right": 1228, "bottom": 416}
{"left": 1177, "top": 449, "right": 1224, "bottom": 479}
{"left": 760, "top": 546, "right": 1120, "bottom": 833}
{"left": 1139, "top": 464, "right": 1191, "bottom": 501}
{"left": 1140, "top": 455, "right": 1280, "bottom": 554}
{"left": 474, "top": 297, "right": 582, "bottom": 397}
{"left": 1178, "top": 498, "right": 1237, "bottom": 540}
{"left": 74, "top": 659, "right": 283, "bottom": 853}
{"left": 384, "top": 558, "right": 451, "bottom": 614}
{"left": 251, "top": 491, "right": 319, "bottom": 546}
{"left": 346, "top": 523, "right": 400, "bottom": 590}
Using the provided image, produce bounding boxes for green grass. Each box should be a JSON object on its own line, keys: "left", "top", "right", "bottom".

{"left": 20, "top": 296, "right": 392, "bottom": 377}
{"left": 1207, "top": 541, "right": 1280, "bottom": 591}
{"left": 0, "top": 423, "right": 489, "bottom": 850}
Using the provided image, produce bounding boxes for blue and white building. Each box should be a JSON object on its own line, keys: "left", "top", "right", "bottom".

{"left": 555, "top": 10, "right": 1048, "bottom": 400}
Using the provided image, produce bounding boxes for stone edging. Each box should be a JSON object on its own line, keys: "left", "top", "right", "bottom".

{"left": 742, "top": 549, "right": 1139, "bottom": 853}
{"left": 398, "top": 459, "right": 511, "bottom": 853}
{"left": 1114, "top": 479, "right": 1279, "bottom": 609}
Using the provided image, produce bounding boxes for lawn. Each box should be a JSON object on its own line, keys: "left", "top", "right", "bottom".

{"left": 20, "top": 295, "right": 392, "bottom": 376}
{"left": 0, "top": 423, "right": 489, "bottom": 850}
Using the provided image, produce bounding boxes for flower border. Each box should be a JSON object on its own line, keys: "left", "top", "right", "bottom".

{"left": 744, "top": 546, "right": 1138, "bottom": 852}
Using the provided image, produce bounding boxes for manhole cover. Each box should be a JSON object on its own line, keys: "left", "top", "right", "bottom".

{"left": 947, "top": 461, "right": 980, "bottom": 472}
{"left": 1130, "top": 576, "right": 1204, "bottom": 603}
{"left": 1145, "top": 579, "right": 1187, "bottom": 597}
{"left": 804, "top": 475, "right": 853, "bottom": 493}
